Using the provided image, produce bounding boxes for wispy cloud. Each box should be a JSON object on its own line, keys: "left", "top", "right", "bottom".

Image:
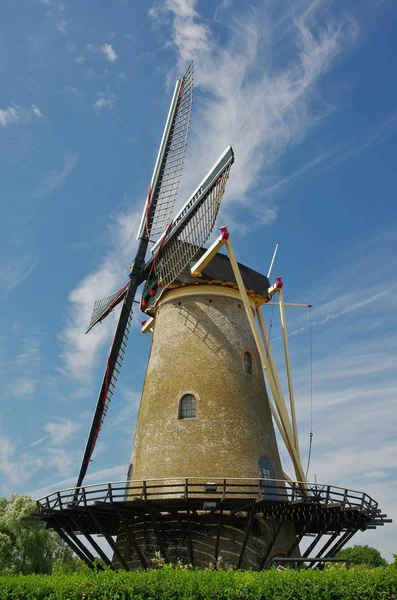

{"left": 150, "top": 0, "right": 358, "bottom": 226}
{"left": 56, "top": 19, "right": 68, "bottom": 35}
{"left": 34, "top": 152, "right": 78, "bottom": 199}
{"left": 265, "top": 227, "right": 397, "bottom": 557}
{"left": 100, "top": 43, "right": 118, "bottom": 62}
{"left": 0, "top": 254, "right": 39, "bottom": 295}
{"left": 93, "top": 91, "right": 116, "bottom": 111}
{"left": 0, "top": 433, "right": 42, "bottom": 492}
{"left": 0, "top": 104, "right": 43, "bottom": 127}
{"left": 43, "top": 418, "right": 78, "bottom": 445}
{"left": 7, "top": 378, "right": 36, "bottom": 398}
{"left": 30, "top": 464, "right": 128, "bottom": 500}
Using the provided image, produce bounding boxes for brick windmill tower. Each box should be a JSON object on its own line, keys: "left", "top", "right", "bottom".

{"left": 37, "top": 64, "right": 390, "bottom": 570}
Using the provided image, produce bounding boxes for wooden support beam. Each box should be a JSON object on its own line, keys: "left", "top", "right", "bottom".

{"left": 236, "top": 506, "right": 255, "bottom": 569}
{"left": 259, "top": 519, "right": 284, "bottom": 570}
{"left": 117, "top": 510, "right": 148, "bottom": 569}
{"left": 278, "top": 288, "right": 300, "bottom": 457}
{"left": 311, "top": 532, "right": 340, "bottom": 569}
{"left": 324, "top": 528, "right": 358, "bottom": 558}
{"left": 69, "top": 514, "right": 113, "bottom": 568}
{"left": 302, "top": 532, "right": 323, "bottom": 558}
{"left": 287, "top": 510, "right": 320, "bottom": 557}
{"left": 89, "top": 512, "right": 130, "bottom": 571}
{"left": 214, "top": 503, "right": 224, "bottom": 565}
{"left": 141, "top": 317, "right": 155, "bottom": 334}
{"left": 190, "top": 229, "right": 229, "bottom": 277}
{"left": 52, "top": 521, "right": 95, "bottom": 570}
{"left": 224, "top": 238, "right": 306, "bottom": 484}
{"left": 150, "top": 511, "right": 168, "bottom": 563}
{"left": 256, "top": 307, "right": 302, "bottom": 472}
{"left": 255, "top": 308, "right": 284, "bottom": 403}
{"left": 186, "top": 505, "right": 195, "bottom": 566}
{"left": 58, "top": 519, "right": 99, "bottom": 567}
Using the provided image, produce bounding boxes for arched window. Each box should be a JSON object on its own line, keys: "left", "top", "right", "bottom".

{"left": 259, "top": 457, "right": 277, "bottom": 500}
{"left": 244, "top": 351, "right": 253, "bottom": 374}
{"left": 179, "top": 394, "right": 196, "bottom": 419}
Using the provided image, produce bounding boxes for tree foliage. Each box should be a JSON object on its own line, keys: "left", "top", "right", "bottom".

{"left": 0, "top": 494, "right": 86, "bottom": 575}
{"left": 336, "top": 544, "right": 388, "bottom": 568}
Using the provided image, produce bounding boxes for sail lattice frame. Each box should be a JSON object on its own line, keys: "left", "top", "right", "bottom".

{"left": 85, "top": 309, "right": 133, "bottom": 466}
{"left": 138, "top": 62, "right": 194, "bottom": 240}
{"left": 154, "top": 162, "right": 232, "bottom": 288}
{"left": 86, "top": 283, "right": 128, "bottom": 333}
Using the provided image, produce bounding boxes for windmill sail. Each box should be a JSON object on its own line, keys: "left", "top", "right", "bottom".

{"left": 86, "top": 283, "right": 128, "bottom": 334}
{"left": 74, "top": 64, "right": 194, "bottom": 491}
{"left": 137, "top": 62, "right": 194, "bottom": 240}
{"left": 148, "top": 146, "right": 234, "bottom": 289}
{"left": 85, "top": 62, "right": 194, "bottom": 335}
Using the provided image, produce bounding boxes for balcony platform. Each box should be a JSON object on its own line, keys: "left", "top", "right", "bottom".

{"left": 35, "top": 478, "right": 391, "bottom": 570}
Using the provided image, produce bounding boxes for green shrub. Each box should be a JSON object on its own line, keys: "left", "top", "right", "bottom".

{"left": 0, "top": 567, "right": 396, "bottom": 599}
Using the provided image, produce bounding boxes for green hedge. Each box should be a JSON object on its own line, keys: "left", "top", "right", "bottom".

{"left": 0, "top": 568, "right": 397, "bottom": 600}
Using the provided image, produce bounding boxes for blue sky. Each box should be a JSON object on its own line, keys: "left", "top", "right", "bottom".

{"left": 1, "top": 0, "right": 397, "bottom": 560}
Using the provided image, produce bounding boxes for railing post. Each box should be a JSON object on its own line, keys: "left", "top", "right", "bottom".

{"left": 325, "top": 486, "right": 330, "bottom": 507}
{"left": 185, "top": 478, "right": 189, "bottom": 500}
{"left": 82, "top": 487, "right": 87, "bottom": 507}
{"left": 143, "top": 481, "right": 147, "bottom": 501}
{"left": 291, "top": 481, "right": 296, "bottom": 501}
{"left": 57, "top": 492, "right": 62, "bottom": 510}
{"left": 108, "top": 483, "right": 113, "bottom": 503}
{"left": 223, "top": 479, "right": 227, "bottom": 498}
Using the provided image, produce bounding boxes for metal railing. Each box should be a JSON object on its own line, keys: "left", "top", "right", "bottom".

{"left": 37, "top": 477, "right": 379, "bottom": 515}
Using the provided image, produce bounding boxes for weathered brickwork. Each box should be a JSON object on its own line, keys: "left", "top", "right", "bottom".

{"left": 131, "top": 288, "right": 283, "bottom": 481}
{"left": 117, "top": 282, "right": 297, "bottom": 568}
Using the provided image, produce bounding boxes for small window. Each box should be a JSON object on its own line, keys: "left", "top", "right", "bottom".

{"left": 259, "top": 457, "right": 275, "bottom": 479}
{"left": 244, "top": 351, "right": 253, "bottom": 374}
{"left": 259, "top": 457, "right": 278, "bottom": 500}
{"left": 179, "top": 394, "right": 196, "bottom": 419}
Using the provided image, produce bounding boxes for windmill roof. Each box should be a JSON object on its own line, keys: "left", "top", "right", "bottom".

{"left": 173, "top": 247, "right": 270, "bottom": 299}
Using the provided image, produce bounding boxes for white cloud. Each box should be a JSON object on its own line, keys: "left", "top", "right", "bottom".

{"left": 93, "top": 91, "right": 116, "bottom": 111}
{"left": 150, "top": 0, "right": 358, "bottom": 226}
{"left": 60, "top": 208, "right": 141, "bottom": 384}
{"left": 34, "top": 152, "right": 78, "bottom": 199}
{"left": 0, "top": 106, "right": 19, "bottom": 127}
{"left": 32, "top": 104, "right": 44, "bottom": 118}
{"left": 0, "top": 104, "right": 44, "bottom": 128}
{"left": 100, "top": 43, "right": 118, "bottom": 62}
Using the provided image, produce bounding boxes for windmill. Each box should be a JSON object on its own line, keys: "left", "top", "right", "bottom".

{"left": 36, "top": 63, "right": 390, "bottom": 571}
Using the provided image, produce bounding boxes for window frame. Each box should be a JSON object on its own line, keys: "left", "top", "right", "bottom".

{"left": 179, "top": 393, "right": 197, "bottom": 419}
{"left": 243, "top": 350, "right": 253, "bottom": 374}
